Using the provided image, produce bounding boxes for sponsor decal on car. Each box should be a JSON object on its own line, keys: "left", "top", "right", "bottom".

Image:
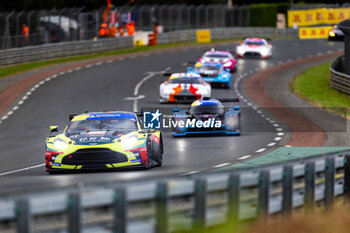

{"left": 51, "top": 162, "right": 61, "bottom": 166}
{"left": 130, "top": 159, "right": 142, "bottom": 163}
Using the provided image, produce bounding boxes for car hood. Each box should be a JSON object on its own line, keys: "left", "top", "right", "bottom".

{"left": 65, "top": 130, "right": 130, "bottom": 145}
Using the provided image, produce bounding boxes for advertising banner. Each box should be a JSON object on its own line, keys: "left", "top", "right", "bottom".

{"left": 288, "top": 8, "right": 350, "bottom": 27}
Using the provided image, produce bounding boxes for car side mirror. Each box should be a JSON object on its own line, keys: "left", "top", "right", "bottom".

{"left": 224, "top": 68, "right": 230, "bottom": 72}
{"left": 234, "top": 106, "right": 240, "bottom": 110}
{"left": 173, "top": 108, "right": 179, "bottom": 112}
{"left": 50, "top": 126, "right": 58, "bottom": 132}
{"left": 147, "top": 129, "right": 156, "bottom": 133}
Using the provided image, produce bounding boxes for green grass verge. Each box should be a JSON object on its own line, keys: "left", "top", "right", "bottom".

{"left": 291, "top": 61, "right": 350, "bottom": 117}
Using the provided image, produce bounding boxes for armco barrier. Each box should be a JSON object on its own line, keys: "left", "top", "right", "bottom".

{"left": 157, "top": 27, "right": 298, "bottom": 44}
{"left": 330, "top": 56, "right": 350, "bottom": 95}
{"left": 0, "top": 149, "right": 349, "bottom": 232}
{"left": 0, "top": 28, "right": 298, "bottom": 67}
{"left": 0, "top": 37, "right": 133, "bottom": 67}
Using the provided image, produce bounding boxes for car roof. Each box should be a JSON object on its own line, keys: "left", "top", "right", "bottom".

{"left": 205, "top": 50, "right": 231, "bottom": 55}
{"left": 71, "top": 111, "right": 137, "bottom": 121}
{"left": 169, "top": 72, "right": 202, "bottom": 79}
{"left": 196, "top": 62, "right": 222, "bottom": 68}
{"left": 191, "top": 98, "right": 223, "bottom": 107}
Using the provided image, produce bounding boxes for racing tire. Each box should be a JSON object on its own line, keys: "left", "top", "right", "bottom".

{"left": 145, "top": 137, "right": 152, "bottom": 169}
{"left": 152, "top": 134, "right": 163, "bottom": 167}
{"left": 145, "top": 134, "right": 163, "bottom": 168}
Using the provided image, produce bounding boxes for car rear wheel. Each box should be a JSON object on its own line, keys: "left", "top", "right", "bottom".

{"left": 145, "top": 134, "right": 163, "bottom": 169}
{"left": 153, "top": 134, "right": 163, "bottom": 167}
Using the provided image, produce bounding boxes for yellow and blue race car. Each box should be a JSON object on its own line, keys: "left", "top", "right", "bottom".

{"left": 45, "top": 111, "right": 163, "bottom": 174}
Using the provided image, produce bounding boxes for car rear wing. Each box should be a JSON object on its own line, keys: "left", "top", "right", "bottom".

{"left": 217, "top": 98, "right": 239, "bottom": 103}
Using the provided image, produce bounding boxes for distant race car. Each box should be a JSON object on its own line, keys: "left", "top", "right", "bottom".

{"left": 328, "top": 25, "right": 344, "bottom": 41}
{"left": 193, "top": 62, "right": 231, "bottom": 88}
{"left": 159, "top": 72, "right": 211, "bottom": 103}
{"left": 198, "top": 49, "right": 236, "bottom": 72}
{"left": 45, "top": 111, "right": 163, "bottom": 173}
{"left": 236, "top": 38, "right": 272, "bottom": 58}
{"left": 172, "top": 97, "right": 241, "bottom": 137}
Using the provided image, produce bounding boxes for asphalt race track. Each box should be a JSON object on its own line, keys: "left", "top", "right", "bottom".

{"left": 0, "top": 39, "right": 344, "bottom": 194}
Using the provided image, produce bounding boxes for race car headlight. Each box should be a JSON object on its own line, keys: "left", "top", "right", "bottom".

{"left": 163, "top": 89, "right": 175, "bottom": 95}
{"left": 260, "top": 48, "right": 269, "bottom": 56}
{"left": 53, "top": 139, "right": 67, "bottom": 150}
{"left": 226, "top": 117, "right": 238, "bottom": 127}
{"left": 223, "top": 61, "right": 232, "bottom": 67}
{"left": 121, "top": 136, "right": 138, "bottom": 148}
{"left": 329, "top": 31, "right": 335, "bottom": 37}
{"left": 237, "top": 47, "right": 245, "bottom": 54}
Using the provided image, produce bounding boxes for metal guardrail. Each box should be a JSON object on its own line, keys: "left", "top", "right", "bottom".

{"left": 0, "top": 36, "right": 133, "bottom": 67}
{"left": 0, "top": 27, "right": 298, "bottom": 67}
{"left": 1, "top": 149, "right": 349, "bottom": 233}
{"left": 330, "top": 56, "right": 350, "bottom": 95}
{"left": 156, "top": 27, "right": 298, "bottom": 44}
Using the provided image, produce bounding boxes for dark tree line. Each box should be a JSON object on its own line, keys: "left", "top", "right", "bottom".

{"left": 0, "top": 0, "right": 348, "bottom": 12}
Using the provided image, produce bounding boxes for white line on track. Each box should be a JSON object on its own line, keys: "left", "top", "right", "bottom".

{"left": 124, "top": 95, "right": 145, "bottom": 101}
{"left": 0, "top": 164, "right": 45, "bottom": 176}
{"left": 132, "top": 67, "right": 171, "bottom": 112}
{"left": 255, "top": 148, "right": 266, "bottom": 153}
{"left": 237, "top": 155, "right": 251, "bottom": 160}
{"left": 182, "top": 170, "right": 199, "bottom": 176}
{"left": 276, "top": 128, "right": 283, "bottom": 131}
{"left": 213, "top": 163, "right": 230, "bottom": 168}
{"left": 274, "top": 137, "right": 282, "bottom": 141}
{"left": 267, "top": 142, "right": 276, "bottom": 147}
{"left": 277, "top": 132, "right": 284, "bottom": 136}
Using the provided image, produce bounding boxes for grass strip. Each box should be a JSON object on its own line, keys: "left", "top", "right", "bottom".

{"left": 291, "top": 61, "right": 350, "bottom": 117}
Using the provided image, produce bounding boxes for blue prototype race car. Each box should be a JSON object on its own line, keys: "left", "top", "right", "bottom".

{"left": 172, "top": 97, "right": 241, "bottom": 137}
{"left": 192, "top": 62, "right": 231, "bottom": 88}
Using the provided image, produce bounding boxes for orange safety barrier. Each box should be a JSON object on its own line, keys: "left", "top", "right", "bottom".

{"left": 148, "top": 33, "right": 157, "bottom": 46}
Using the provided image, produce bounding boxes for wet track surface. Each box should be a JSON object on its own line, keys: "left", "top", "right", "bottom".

{"left": 0, "top": 39, "right": 344, "bottom": 194}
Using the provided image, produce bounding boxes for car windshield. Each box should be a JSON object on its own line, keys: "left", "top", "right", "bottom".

{"left": 66, "top": 118, "right": 138, "bottom": 133}
{"left": 169, "top": 77, "right": 201, "bottom": 84}
{"left": 245, "top": 40, "right": 266, "bottom": 45}
{"left": 196, "top": 66, "right": 221, "bottom": 72}
{"left": 204, "top": 54, "right": 230, "bottom": 59}
{"left": 190, "top": 105, "right": 224, "bottom": 115}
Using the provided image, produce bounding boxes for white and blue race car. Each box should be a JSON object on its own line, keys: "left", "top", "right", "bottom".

{"left": 192, "top": 62, "right": 231, "bottom": 88}
{"left": 172, "top": 97, "right": 241, "bottom": 137}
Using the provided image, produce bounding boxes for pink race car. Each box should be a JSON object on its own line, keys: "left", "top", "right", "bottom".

{"left": 198, "top": 49, "right": 236, "bottom": 73}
